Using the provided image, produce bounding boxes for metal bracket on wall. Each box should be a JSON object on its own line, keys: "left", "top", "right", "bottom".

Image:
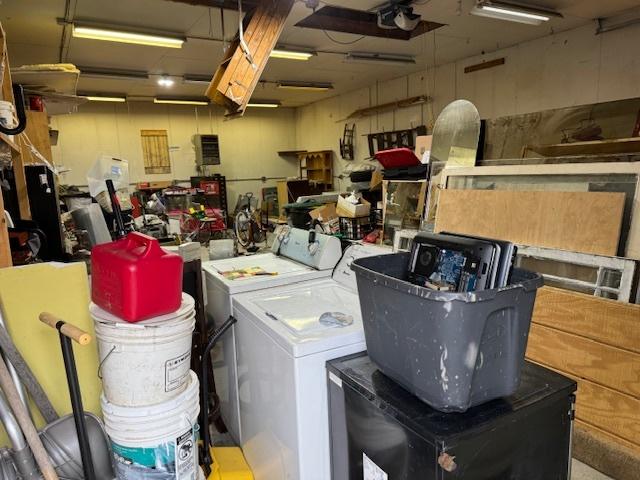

{"left": 367, "top": 125, "right": 427, "bottom": 158}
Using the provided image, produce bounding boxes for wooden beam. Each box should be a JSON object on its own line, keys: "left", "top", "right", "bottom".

{"left": 22, "top": 111, "right": 52, "bottom": 163}
{"left": 0, "top": 188, "right": 11, "bottom": 268}
{"left": 207, "top": 0, "right": 294, "bottom": 115}
{"left": 346, "top": 95, "right": 430, "bottom": 119}
{"left": 12, "top": 143, "right": 31, "bottom": 220}
{"left": 464, "top": 57, "right": 505, "bottom": 74}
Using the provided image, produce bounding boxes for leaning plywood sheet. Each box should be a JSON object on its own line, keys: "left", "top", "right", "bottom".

{"left": 526, "top": 287, "right": 640, "bottom": 458}
{"left": 531, "top": 287, "right": 640, "bottom": 352}
{"left": 435, "top": 189, "right": 625, "bottom": 256}
{"left": 0, "top": 262, "right": 101, "bottom": 446}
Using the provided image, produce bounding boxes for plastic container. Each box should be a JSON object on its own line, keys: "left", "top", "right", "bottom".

{"left": 209, "top": 239, "right": 235, "bottom": 260}
{"left": 101, "top": 371, "right": 200, "bottom": 480}
{"left": 91, "top": 294, "right": 195, "bottom": 406}
{"left": 91, "top": 232, "right": 183, "bottom": 322}
{"left": 0, "top": 101, "right": 16, "bottom": 142}
{"left": 351, "top": 252, "right": 543, "bottom": 413}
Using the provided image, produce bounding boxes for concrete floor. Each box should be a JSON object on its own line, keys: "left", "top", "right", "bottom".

{"left": 572, "top": 460, "right": 613, "bottom": 480}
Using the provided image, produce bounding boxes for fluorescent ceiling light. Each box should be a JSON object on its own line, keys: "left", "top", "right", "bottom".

{"left": 471, "top": 1, "right": 562, "bottom": 25}
{"left": 247, "top": 102, "right": 280, "bottom": 108}
{"left": 157, "top": 76, "right": 175, "bottom": 87}
{"left": 85, "top": 95, "right": 126, "bottom": 102}
{"left": 154, "top": 98, "right": 209, "bottom": 105}
{"left": 72, "top": 25, "right": 184, "bottom": 48}
{"left": 78, "top": 66, "right": 148, "bottom": 81}
{"left": 277, "top": 81, "right": 333, "bottom": 92}
{"left": 270, "top": 49, "right": 315, "bottom": 61}
{"left": 345, "top": 52, "right": 416, "bottom": 65}
{"left": 183, "top": 75, "right": 212, "bottom": 85}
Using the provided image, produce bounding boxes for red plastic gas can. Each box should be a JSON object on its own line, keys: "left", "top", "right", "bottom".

{"left": 91, "top": 232, "right": 183, "bottom": 322}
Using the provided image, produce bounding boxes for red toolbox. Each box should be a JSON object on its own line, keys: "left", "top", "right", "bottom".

{"left": 91, "top": 232, "right": 183, "bottom": 322}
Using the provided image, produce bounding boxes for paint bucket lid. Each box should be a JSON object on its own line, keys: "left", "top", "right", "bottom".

{"left": 90, "top": 292, "right": 195, "bottom": 324}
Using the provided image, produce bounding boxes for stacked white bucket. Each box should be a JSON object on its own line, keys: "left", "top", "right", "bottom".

{"left": 91, "top": 293, "right": 200, "bottom": 480}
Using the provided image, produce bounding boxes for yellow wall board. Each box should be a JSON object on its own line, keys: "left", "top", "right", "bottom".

{"left": 0, "top": 262, "right": 101, "bottom": 445}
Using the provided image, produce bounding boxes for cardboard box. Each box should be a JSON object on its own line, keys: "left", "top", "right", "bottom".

{"left": 369, "top": 169, "right": 383, "bottom": 191}
{"left": 415, "top": 135, "right": 432, "bottom": 164}
{"left": 336, "top": 194, "right": 371, "bottom": 218}
{"left": 309, "top": 203, "right": 338, "bottom": 222}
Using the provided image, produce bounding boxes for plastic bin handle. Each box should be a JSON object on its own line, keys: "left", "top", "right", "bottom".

{"left": 124, "top": 232, "right": 161, "bottom": 258}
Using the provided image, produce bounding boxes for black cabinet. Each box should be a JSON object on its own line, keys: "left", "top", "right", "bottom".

{"left": 328, "top": 353, "right": 576, "bottom": 480}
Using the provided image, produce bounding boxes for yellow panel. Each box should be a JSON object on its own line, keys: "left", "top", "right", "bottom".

{"left": 208, "top": 447, "right": 254, "bottom": 480}
{"left": 0, "top": 262, "right": 101, "bottom": 445}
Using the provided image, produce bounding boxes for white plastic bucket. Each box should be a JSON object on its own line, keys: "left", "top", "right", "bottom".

{"left": 209, "top": 239, "right": 234, "bottom": 260}
{"left": 0, "top": 101, "right": 16, "bottom": 142}
{"left": 92, "top": 295, "right": 196, "bottom": 406}
{"left": 102, "top": 371, "right": 200, "bottom": 480}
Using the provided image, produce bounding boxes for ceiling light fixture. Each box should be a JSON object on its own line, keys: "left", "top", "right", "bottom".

{"left": 85, "top": 95, "right": 126, "bottom": 102}
{"left": 78, "top": 67, "right": 149, "bottom": 81}
{"left": 183, "top": 75, "right": 213, "bottom": 85}
{"left": 157, "top": 76, "right": 175, "bottom": 87}
{"left": 344, "top": 52, "right": 416, "bottom": 65}
{"left": 277, "top": 81, "right": 333, "bottom": 92}
{"left": 470, "top": 1, "right": 562, "bottom": 25}
{"left": 154, "top": 98, "right": 209, "bottom": 106}
{"left": 270, "top": 49, "right": 315, "bottom": 61}
{"left": 72, "top": 24, "right": 185, "bottom": 48}
{"left": 247, "top": 102, "right": 280, "bottom": 108}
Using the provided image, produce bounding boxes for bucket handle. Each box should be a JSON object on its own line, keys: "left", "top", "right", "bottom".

{"left": 97, "top": 346, "right": 117, "bottom": 380}
{"left": 180, "top": 413, "right": 192, "bottom": 430}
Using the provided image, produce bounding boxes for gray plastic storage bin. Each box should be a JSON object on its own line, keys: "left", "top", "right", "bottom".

{"left": 351, "top": 252, "right": 543, "bottom": 413}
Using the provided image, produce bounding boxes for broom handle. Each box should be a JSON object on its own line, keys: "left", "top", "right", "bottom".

{"left": 0, "top": 354, "right": 59, "bottom": 480}
{"left": 39, "top": 313, "right": 92, "bottom": 345}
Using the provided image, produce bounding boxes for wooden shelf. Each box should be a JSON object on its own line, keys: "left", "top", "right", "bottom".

{"left": 0, "top": 133, "right": 20, "bottom": 153}
{"left": 298, "top": 150, "right": 333, "bottom": 191}
{"left": 278, "top": 150, "right": 307, "bottom": 157}
{"left": 525, "top": 137, "right": 640, "bottom": 157}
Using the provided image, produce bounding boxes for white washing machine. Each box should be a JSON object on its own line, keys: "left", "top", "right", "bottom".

{"left": 202, "top": 227, "right": 342, "bottom": 443}
{"left": 232, "top": 244, "right": 390, "bottom": 480}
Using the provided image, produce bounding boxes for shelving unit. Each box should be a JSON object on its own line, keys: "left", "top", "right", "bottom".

{"left": 298, "top": 150, "right": 333, "bottom": 191}
{"left": 1, "top": 23, "right": 32, "bottom": 267}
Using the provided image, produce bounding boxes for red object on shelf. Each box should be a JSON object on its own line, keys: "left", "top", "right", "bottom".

{"left": 29, "top": 95, "right": 44, "bottom": 112}
{"left": 91, "top": 232, "right": 183, "bottom": 322}
{"left": 200, "top": 180, "right": 220, "bottom": 195}
{"left": 374, "top": 147, "right": 421, "bottom": 169}
{"left": 130, "top": 196, "right": 142, "bottom": 218}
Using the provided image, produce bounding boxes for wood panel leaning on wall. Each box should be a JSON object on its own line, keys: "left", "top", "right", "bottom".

{"left": 526, "top": 287, "right": 640, "bottom": 480}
